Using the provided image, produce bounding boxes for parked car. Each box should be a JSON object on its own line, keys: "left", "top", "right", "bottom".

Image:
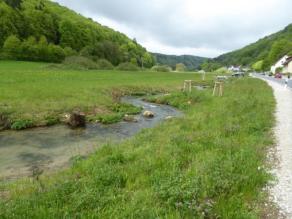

{"left": 232, "top": 72, "right": 245, "bottom": 77}
{"left": 268, "top": 72, "right": 273, "bottom": 77}
{"left": 275, "top": 73, "right": 282, "bottom": 79}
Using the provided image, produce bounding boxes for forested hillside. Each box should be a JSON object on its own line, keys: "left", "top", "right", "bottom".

{"left": 214, "top": 24, "right": 292, "bottom": 70}
{"left": 0, "top": 0, "right": 155, "bottom": 66}
{"left": 152, "top": 53, "right": 207, "bottom": 70}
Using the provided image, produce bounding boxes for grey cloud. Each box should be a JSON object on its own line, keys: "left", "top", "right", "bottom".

{"left": 54, "top": 0, "right": 292, "bottom": 57}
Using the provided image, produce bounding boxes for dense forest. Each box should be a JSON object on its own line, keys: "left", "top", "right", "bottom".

{"left": 214, "top": 23, "right": 292, "bottom": 71}
{"left": 152, "top": 53, "right": 207, "bottom": 70}
{"left": 0, "top": 0, "right": 155, "bottom": 67}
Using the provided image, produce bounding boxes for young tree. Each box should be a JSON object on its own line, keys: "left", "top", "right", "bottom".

{"left": 252, "top": 60, "right": 264, "bottom": 72}
{"left": 20, "top": 36, "right": 38, "bottom": 61}
{"left": 59, "top": 20, "right": 78, "bottom": 50}
{"left": 141, "top": 52, "right": 155, "bottom": 68}
{"left": 201, "top": 61, "right": 222, "bottom": 72}
{"left": 94, "top": 41, "right": 122, "bottom": 65}
{"left": 64, "top": 47, "right": 77, "bottom": 57}
{"left": 37, "top": 35, "right": 49, "bottom": 61}
{"left": 3, "top": 35, "right": 21, "bottom": 59}
{"left": 130, "top": 57, "right": 138, "bottom": 66}
{"left": 176, "top": 63, "right": 187, "bottom": 72}
{"left": 275, "top": 67, "right": 283, "bottom": 73}
{"left": 47, "top": 44, "right": 65, "bottom": 63}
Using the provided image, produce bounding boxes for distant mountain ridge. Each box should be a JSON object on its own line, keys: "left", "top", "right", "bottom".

{"left": 214, "top": 23, "right": 292, "bottom": 70}
{"left": 151, "top": 53, "right": 208, "bottom": 70}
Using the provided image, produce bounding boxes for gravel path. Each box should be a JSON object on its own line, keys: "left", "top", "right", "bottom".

{"left": 262, "top": 78, "right": 292, "bottom": 218}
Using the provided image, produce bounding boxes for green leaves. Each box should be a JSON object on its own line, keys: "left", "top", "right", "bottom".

{"left": 3, "top": 35, "right": 66, "bottom": 62}
{"left": 2, "top": 34, "right": 21, "bottom": 59}
{"left": 4, "top": 0, "right": 22, "bottom": 9}
{"left": 0, "top": 0, "right": 155, "bottom": 67}
{"left": 11, "top": 119, "right": 33, "bottom": 130}
{"left": 252, "top": 60, "right": 264, "bottom": 72}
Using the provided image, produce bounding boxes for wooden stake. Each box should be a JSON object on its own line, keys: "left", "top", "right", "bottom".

{"left": 183, "top": 80, "right": 193, "bottom": 92}
{"left": 213, "top": 81, "right": 224, "bottom": 96}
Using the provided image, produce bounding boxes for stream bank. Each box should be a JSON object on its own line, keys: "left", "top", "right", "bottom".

{"left": 0, "top": 97, "right": 182, "bottom": 180}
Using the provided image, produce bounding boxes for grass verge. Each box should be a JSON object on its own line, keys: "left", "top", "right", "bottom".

{"left": 0, "top": 78, "right": 275, "bottom": 218}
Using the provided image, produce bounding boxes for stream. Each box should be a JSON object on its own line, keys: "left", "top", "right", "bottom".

{"left": 0, "top": 97, "right": 181, "bottom": 180}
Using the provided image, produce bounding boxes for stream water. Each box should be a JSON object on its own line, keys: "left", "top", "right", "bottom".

{"left": 0, "top": 97, "right": 181, "bottom": 180}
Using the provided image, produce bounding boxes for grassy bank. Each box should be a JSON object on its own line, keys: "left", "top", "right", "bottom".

{"left": 0, "top": 78, "right": 275, "bottom": 218}
{"left": 0, "top": 61, "right": 213, "bottom": 129}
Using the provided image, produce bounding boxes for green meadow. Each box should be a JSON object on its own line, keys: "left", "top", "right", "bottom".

{"left": 0, "top": 62, "right": 275, "bottom": 218}
{"left": 0, "top": 61, "right": 212, "bottom": 129}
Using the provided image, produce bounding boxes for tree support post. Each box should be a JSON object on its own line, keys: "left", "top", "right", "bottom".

{"left": 213, "top": 82, "right": 224, "bottom": 96}
{"left": 183, "top": 80, "right": 193, "bottom": 92}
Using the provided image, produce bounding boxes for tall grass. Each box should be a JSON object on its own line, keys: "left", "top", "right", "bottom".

{"left": 0, "top": 78, "right": 275, "bottom": 218}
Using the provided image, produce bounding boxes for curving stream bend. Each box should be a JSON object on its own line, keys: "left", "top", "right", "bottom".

{"left": 0, "top": 97, "right": 181, "bottom": 180}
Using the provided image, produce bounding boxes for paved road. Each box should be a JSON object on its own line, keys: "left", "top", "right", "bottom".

{"left": 254, "top": 73, "right": 292, "bottom": 88}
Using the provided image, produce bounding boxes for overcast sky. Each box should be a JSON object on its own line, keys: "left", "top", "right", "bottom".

{"left": 54, "top": 0, "right": 292, "bottom": 58}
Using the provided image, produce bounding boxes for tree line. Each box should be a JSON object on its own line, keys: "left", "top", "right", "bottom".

{"left": 0, "top": 0, "right": 155, "bottom": 67}
{"left": 152, "top": 53, "right": 207, "bottom": 71}
{"left": 2, "top": 35, "right": 69, "bottom": 62}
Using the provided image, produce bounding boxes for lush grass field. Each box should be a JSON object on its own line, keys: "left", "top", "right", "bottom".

{"left": 0, "top": 76, "right": 275, "bottom": 218}
{"left": 0, "top": 61, "right": 213, "bottom": 129}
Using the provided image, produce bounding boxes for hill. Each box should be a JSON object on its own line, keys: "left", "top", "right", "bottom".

{"left": 152, "top": 53, "right": 207, "bottom": 70}
{"left": 214, "top": 24, "right": 292, "bottom": 70}
{"left": 0, "top": 0, "right": 155, "bottom": 66}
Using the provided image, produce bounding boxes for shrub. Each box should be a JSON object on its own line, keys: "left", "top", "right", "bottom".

{"left": 176, "top": 63, "right": 187, "bottom": 72}
{"left": 146, "top": 91, "right": 207, "bottom": 110}
{"left": 252, "top": 60, "right": 264, "bottom": 72}
{"left": 47, "top": 44, "right": 66, "bottom": 63}
{"left": 64, "top": 47, "right": 78, "bottom": 57}
{"left": 88, "top": 113, "right": 124, "bottom": 124}
{"left": 215, "top": 67, "right": 232, "bottom": 74}
{"left": 45, "top": 116, "right": 59, "bottom": 126}
{"left": 2, "top": 35, "right": 21, "bottom": 59}
{"left": 3, "top": 35, "right": 67, "bottom": 63}
{"left": 151, "top": 65, "right": 172, "bottom": 72}
{"left": 116, "top": 62, "right": 140, "bottom": 71}
{"left": 96, "top": 59, "right": 114, "bottom": 70}
{"left": 62, "top": 56, "right": 99, "bottom": 70}
{"left": 98, "top": 114, "right": 124, "bottom": 124}
{"left": 275, "top": 67, "right": 283, "bottom": 73}
{"left": 110, "top": 103, "right": 142, "bottom": 115}
{"left": 11, "top": 119, "right": 34, "bottom": 130}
